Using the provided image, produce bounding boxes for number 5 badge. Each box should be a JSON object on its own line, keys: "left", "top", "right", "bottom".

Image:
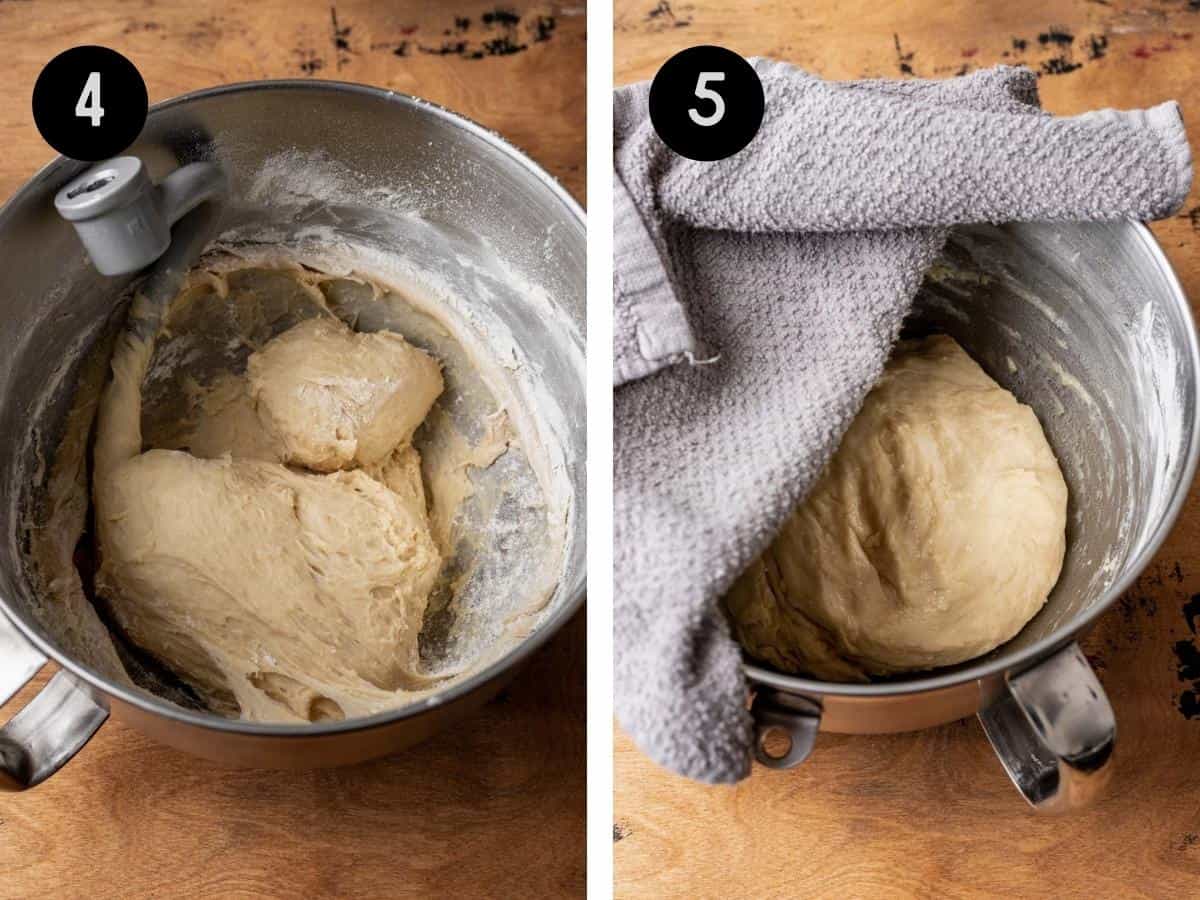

{"left": 648, "top": 46, "right": 764, "bottom": 162}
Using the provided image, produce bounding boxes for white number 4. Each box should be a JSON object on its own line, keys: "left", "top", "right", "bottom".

{"left": 689, "top": 71, "right": 726, "bottom": 127}
{"left": 75, "top": 72, "right": 104, "bottom": 127}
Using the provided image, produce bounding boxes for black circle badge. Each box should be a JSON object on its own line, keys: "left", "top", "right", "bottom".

{"left": 33, "top": 46, "right": 148, "bottom": 161}
{"left": 648, "top": 46, "right": 764, "bottom": 162}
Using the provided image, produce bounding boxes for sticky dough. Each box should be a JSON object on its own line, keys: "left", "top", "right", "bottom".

{"left": 725, "top": 335, "right": 1068, "bottom": 681}
{"left": 94, "top": 312, "right": 447, "bottom": 722}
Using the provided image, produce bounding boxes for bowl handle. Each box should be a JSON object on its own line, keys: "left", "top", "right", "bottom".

{"left": 750, "top": 688, "right": 822, "bottom": 769}
{"left": 0, "top": 612, "right": 108, "bottom": 791}
{"left": 977, "top": 642, "right": 1115, "bottom": 812}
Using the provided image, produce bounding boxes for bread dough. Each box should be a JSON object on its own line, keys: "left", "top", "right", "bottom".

{"left": 247, "top": 317, "right": 443, "bottom": 472}
{"left": 725, "top": 335, "right": 1068, "bottom": 681}
{"left": 93, "top": 308, "right": 446, "bottom": 722}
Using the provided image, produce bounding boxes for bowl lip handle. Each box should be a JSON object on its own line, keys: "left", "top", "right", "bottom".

{"left": 978, "top": 641, "right": 1115, "bottom": 813}
{"left": 0, "top": 611, "right": 108, "bottom": 791}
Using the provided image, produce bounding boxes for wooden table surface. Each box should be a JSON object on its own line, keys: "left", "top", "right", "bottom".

{"left": 0, "top": 3, "right": 585, "bottom": 899}
{"left": 615, "top": 1, "right": 1200, "bottom": 897}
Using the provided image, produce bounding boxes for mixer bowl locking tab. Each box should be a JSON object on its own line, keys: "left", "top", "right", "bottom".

{"left": 54, "top": 155, "right": 226, "bottom": 276}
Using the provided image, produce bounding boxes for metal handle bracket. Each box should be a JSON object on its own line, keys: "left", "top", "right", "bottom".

{"left": 0, "top": 614, "right": 108, "bottom": 791}
{"left": 978, "top": 642, "right": 1115, "bottom": 812}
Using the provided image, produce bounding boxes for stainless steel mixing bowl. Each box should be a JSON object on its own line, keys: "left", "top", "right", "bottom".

{"left": 0, "top": 81, "right": 585, "bottom": 789}
{"left": 749, "top": 220, "right": 1200, "bottom": 812}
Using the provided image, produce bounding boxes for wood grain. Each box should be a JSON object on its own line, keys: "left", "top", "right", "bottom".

{"left": 0, "top": 0, "right": 585, "bottom": 202}
{"left": 0, "top": 3, "right": 584, "bottom": 898}
{"left": 615, "top": 1, "right": 1200, "bottom": 897}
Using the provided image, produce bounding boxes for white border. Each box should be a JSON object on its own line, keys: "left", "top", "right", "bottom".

{"left": 586, "top": 0, "right": 615, "bottom": 896}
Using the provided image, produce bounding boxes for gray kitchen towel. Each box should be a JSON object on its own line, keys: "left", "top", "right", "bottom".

{"left": 614, "top": 60, "right": 1191, "bottom": 783}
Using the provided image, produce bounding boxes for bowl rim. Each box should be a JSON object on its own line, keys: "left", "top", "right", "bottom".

{"left": 745, "top": 218, "right": 1200, "bottom": 698}
{"left": 0, "top": 79, "right": 587, "bottom": 736}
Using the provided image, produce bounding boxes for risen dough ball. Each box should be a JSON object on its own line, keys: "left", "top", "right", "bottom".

{"left": 725, "top": 335, "right": 1068, "bottom": 681}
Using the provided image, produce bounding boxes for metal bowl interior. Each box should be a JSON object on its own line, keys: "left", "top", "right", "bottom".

{"left": 0, "top": 81, "right": 586, "bottom": 737}
{"left": 748, "top": 219, "right": 1200, "bottom": 698}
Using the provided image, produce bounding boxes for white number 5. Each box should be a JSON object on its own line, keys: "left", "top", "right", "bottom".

{"left": 75, "top": 72, "right": 104, "bottom": 127}
{"left": 689, "top": 71, "right": 726, "bottom": 127}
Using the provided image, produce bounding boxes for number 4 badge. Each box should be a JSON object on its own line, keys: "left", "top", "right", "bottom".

{"left": 76, "top": 72, "right": 104, "bottom": 127}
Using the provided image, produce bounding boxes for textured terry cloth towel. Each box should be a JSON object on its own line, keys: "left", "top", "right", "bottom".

{"left": 614, "top": 60, "right": 1191, "bottom": 784}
